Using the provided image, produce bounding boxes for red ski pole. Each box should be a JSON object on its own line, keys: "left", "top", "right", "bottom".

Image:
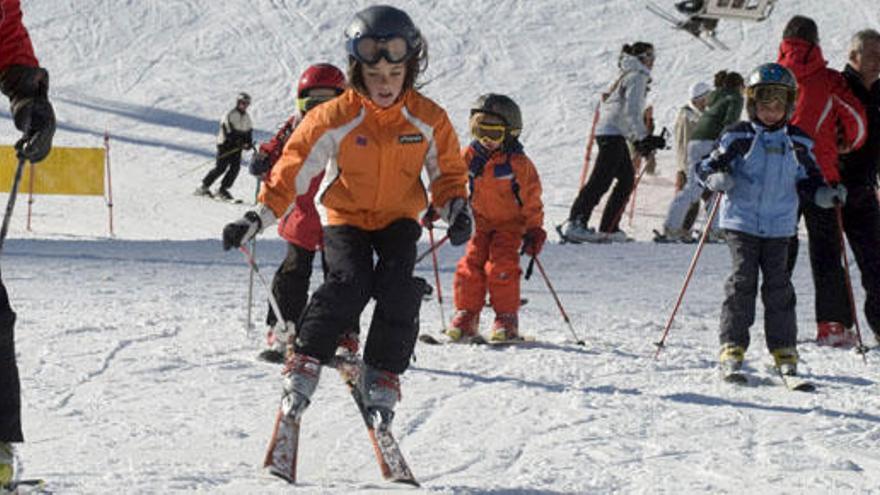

{"left": 578, "top": 104, "right": 601, "bottom": 188}
{"left": 416, "top": 233, "right": 448, "bottom": 264}
{"left": 833, "top": 203, "right": 869, "bottom": 361}
{"left": 655, "top": 193, "right": 723, "bottom": 358}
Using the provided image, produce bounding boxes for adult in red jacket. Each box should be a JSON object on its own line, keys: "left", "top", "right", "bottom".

{"left": 777, "top": 16, "right": 869, "bottom": 345}
{"left": 0, "top": 0, "right": 56, "bottom": 482}
{"left": 247, "top": 63, "right": 350, "bottom": 363}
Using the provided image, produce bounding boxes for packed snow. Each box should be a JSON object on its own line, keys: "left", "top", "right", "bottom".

{"left": 2, "top": 0, "right": 879, "bottom": 493}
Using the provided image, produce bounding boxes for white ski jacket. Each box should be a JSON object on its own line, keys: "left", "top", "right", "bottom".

{"left": 595, "top": 54, "right": 651, "bottom": 141}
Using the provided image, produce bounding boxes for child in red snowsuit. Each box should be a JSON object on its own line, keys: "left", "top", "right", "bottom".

{"left": 248, "top": 63, "right": 349, "bottom": 362}
{"left": 448, "top": 94, "right": 545, "bottom": 342}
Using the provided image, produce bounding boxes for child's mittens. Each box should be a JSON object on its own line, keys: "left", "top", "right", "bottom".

{"left": 814, "top": 184, "right": 848, "bottom": 209}
{"left": 705, "top": 172, "right": 735, "bottom": 192}
{"left": 522, "top": 227, "right": 547, "bottom": 256}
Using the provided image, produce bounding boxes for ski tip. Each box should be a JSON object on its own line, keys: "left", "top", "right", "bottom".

{"left": 391, "top": 477, "right": 421, "bottom": 487}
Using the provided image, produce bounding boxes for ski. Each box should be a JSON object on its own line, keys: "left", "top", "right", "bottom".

{"left": 263, "top": 408, "right": 301, "bottom": 483}
{"left": 257, "top": 348, "right": 285, "bottom": 364}
{"left": 418, "top": 333, "right": 487, "bottom": 346}
{"left": 720, "top": 370, "right": 748, "bottom": 385}
{"left": 652, "top": 229, "right": 697, "bottom": 244}
{"left": 772, "top": 367, "right": 816, "bottom": 392}
{"left": 333, "top": 356, "right": 419, "bottom": 487}
{"left": 645, "top": 1, "right": 726, "bottom": 50}
{"left": 485, "top": 335, "right": 538, "bottom": 347}
{"left": 2, "top": 478, "right": 47, "bottom": 494}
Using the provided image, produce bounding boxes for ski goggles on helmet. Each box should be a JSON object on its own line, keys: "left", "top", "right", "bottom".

{"left": 348, "top": 35, "right": 413, "bottom": 64}
{"left": 472, "top": 121, "right": 507, "bottom": 146}
{"left": 749, "top": 84, "right": 791, "bottom": 105}
{"left": 296, "top": 95, "right": 335, "bottom": 113}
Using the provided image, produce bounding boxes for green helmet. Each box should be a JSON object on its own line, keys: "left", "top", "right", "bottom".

{"left": 471, "top": 93, "right": 522, "bottom": 137}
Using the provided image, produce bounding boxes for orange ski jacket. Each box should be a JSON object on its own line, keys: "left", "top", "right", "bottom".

{"left": 260, "top": 88, "right": 468, "bottom": 231}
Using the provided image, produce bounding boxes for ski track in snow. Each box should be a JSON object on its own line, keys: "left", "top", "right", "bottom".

{"left": 2, "top": 0, "right": 880, "bottom": 493}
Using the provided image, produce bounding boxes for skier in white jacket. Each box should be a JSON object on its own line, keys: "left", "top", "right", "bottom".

{"left": 564, "top": 42, "right": 661, "bottom": 243}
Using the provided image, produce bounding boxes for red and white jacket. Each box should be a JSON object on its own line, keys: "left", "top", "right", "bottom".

{"left": 778, "top": 38, "right": 867, "bottom": 183}
{"left": 259, "top": 115, "right": 323, "bottom": 251}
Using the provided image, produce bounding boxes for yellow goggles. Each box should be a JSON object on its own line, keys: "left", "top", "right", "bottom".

{"left": 296, "top": 95, "right": 334, "bottom": 114}
{"left": 472, "top": 122, "right": 507, "bottom": 145}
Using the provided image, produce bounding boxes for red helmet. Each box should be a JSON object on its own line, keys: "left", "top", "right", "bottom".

{"left": 297, "top": 63, "right": 346, "bottom": 99}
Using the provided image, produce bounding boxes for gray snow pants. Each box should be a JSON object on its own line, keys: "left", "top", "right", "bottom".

{"left": 720, "top": 230, "right": 797, "bottom": 352}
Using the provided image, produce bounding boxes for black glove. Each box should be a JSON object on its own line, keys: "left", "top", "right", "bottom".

{"left": 634, "top": 135, "right": 666, "bottom": 155}
{"left": 222, "top": 211, "right": 262, "bottom": 250}
{"left": 444, "top": 197, "right": 474, "bottom": 246}
{"left": 249, "top": 151, "right": 270, "bottom": 176}
{"left": 1, "top": 66, "right": 55, "bottom": 163}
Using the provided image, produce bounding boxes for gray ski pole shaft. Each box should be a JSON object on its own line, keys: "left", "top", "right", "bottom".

{"left": 0, "top": 156, "right": 27, "bottom": 256}
{"left": 245, "top": 181, "right": 261, "bottom": 334}
{"left": 834, "top": 203, "right": 869, "bottom": 362}
{"left": 239, "top": 245, "right": 289, "bottom": 337}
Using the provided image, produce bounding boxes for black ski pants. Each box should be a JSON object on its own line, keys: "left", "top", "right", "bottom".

{"left": 294, "top": 219, "right": 423, "bottom": 374}
{"left": 720, "top": 230, "right": 797, "bottom": 352}
{"left": 568, "top": 135, "right": 634, "bottom": 233}
{"left": 0, "top": 275, "right": 22, "bottom": 442}
{"left": 788, "top": 186, "right": 880, "bottom": 335}
{"left": 266, "top": 243, "right": 316, "bottom": 328}
{"left": 201, "top": 144, "right": 242, "bottom": 192}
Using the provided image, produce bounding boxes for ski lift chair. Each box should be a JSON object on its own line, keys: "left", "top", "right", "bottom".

{"left": 699, "top": 0, "right": 776, "bottom": 22}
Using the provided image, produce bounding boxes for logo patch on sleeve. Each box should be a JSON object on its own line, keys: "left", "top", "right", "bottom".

{"left": 399, "top": 133, "right": 424, "bottom": 144}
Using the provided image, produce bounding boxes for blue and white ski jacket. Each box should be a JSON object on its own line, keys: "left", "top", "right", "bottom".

{"left": 697, "top": 121, "right": 826, "bottom": 238}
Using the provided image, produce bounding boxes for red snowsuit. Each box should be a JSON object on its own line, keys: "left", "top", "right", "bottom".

{"left": 0, "top": 0, "right": 38, "bottom": 69}
{"left": 258, "top": 115, "right": 323, "bottom": 251}
{"left": 453, "top": 142, "right": 543, "bottom": 314}
{"left": 778, "top": 38, "right": 867, "bottom": 182}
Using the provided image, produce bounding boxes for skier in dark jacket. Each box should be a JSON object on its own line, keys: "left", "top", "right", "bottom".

{"left": 196, "top": 92, "right": 254, "bottom": 202}
{"left": 0, "top": 0, "right": 56, "bottom": 484}
{"left": 828, "top": 29, "right": 880, "bottom": 347}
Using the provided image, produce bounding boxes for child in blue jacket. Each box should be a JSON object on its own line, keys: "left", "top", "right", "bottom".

{"left": 698, "top": 63, "right": 843, "bottom": 377}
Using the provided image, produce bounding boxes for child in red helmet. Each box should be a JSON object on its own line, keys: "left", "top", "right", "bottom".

{"left": 447, "top": 93, "right": 545, "bottom": 343}
{"left": 248, "top": 63, "right": 350, "bottom": 363}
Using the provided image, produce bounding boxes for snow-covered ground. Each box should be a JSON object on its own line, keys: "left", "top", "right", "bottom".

{"left": 2, "top": 0, "right": 879, "bottom": 493}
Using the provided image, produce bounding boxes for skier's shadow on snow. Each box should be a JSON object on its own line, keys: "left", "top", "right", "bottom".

{"left": 412, "top": 366, "right": 642, "bottom": 397}
{"left": 663, "top": 393, "right": 880, "bottom": 424}
{"left": 431, "top": 487, "right": 572, "bottom": 495}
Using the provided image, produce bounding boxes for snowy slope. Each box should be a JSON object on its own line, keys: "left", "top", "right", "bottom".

{"left": 2, "top": 0, "right": 880, "bottom": 493}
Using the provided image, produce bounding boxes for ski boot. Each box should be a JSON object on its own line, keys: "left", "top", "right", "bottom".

{"left": 281, "top": 353, "right": 322, "bottom": 418}
{"left": 0, "top": 442, "right": 14, "bottom": 487}
{"left": 446, "top": 310, "right": 480, "bottom": 343}
{"left": 258, "top": 321, "right": 294, "bottom": 364}
{"left": 561, "top": 219, "right": 598, "bottom": 243}
{"left": 489, "top": 313, "right": 519, "bottom": 342}
{"left": 215, "top": 188, "right": 235, "bottom": 202}
{"left": 816, "top": 321, "right": 857, "bottom": 348}
{"left": 771, "top": 347, "right": 799, "bottom": 376}
{"left": 359, "top": 365, "right": 401, "bottom": 428}
{"left": 603, "top": 229, "right": 630, "bottom": 243}
{"left": 719, "top": 343, "right": 746, "bottom": 382}
{"left": 335, "top": 330, "right": 360, "bottom": 359}
{"left": 194, "top": 185, "right": 213, "bottom": 198}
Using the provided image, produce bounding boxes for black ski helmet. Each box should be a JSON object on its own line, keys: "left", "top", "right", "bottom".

{"left": 745, "top": 63, "right": 797, "bottom": 122}
{"left": 470, "top": 94, "right": 522, "bottom": 137}
{"left": 237, "top": 92, "right": 252, "bottom": 105}
{"left": 344, "top": 5, "right": 422, "bottom": 63}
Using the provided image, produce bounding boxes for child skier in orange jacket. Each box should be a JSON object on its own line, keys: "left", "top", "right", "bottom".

{"left": 447, "top": 94, "right": 545, "bottom": 342}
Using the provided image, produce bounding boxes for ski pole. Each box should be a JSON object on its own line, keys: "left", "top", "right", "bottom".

{"left": 578, "top": 104, "right": 600, "bottom": 188}
{"left": 416, "top": 233, "right": 448, "bottom": 265}
{"left": 245, "top": 180, "right": 262, "bottom": 335}
{"left": 833, "top": 203, "right": 869, "bottom": 361}
{"left": 177, "top": 146, "right": 243, "bottom": 178}
{"left": 532, "top": 256, "right": 586, "bottom": 346}
{"left": 626, "top": 155, "right": 648, "bottom": 227}
{"left": 427, "top": 225, "right": 447, "bottom": 331}
{"left": 654, "top": 192, "right": 723, "bottom": 358}
{"left": 0, "top": 156, "right": 27, "bottom": 257}
{"left": 239, "top": 245, "right": 290, "bottom": 338}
